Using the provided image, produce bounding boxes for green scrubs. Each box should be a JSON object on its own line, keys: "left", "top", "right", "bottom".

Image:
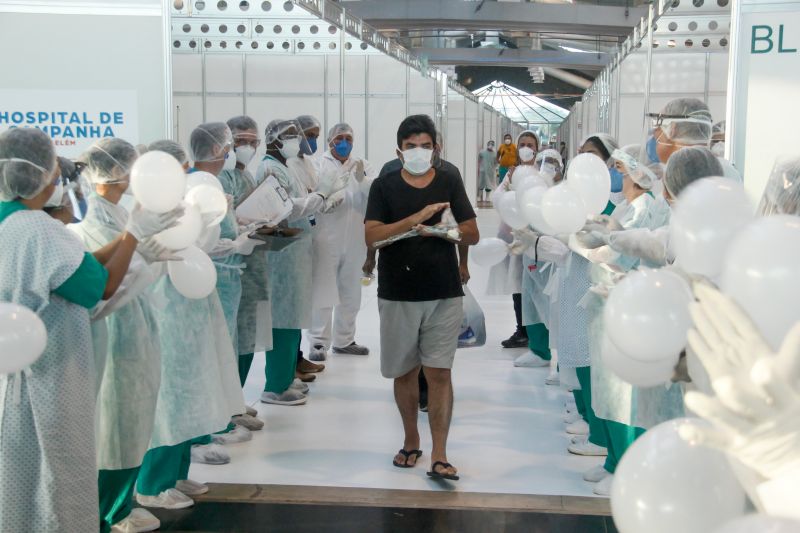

{"left": 264, "top": 329, "right": 300, "bottom": 393}
{"left": 576, "top": 366, "right": 607, "bottom": 448}
{"left": 600, "top": 419, "right": 644, "bottom": 473}
{"left": 525, "top": 324, "right": 551, "bottom": 361}
{"left": 98, "top": 468, "right": 139, "bottom": 533}
{"left": 136, "top": 442, "right": 192, "bottom": 496}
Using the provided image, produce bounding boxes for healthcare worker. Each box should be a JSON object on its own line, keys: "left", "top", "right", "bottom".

{"left": 488, "top": 130, "right": 541, "bottom": 350}
{"left": 496, "top": 133, "right": 518, "bottom": 183}
{"left": 254, "top": 120, "right": 343, "bottom": 405}
{"left": 289, "top": 115, "right": 323, "bottom": 193}
{"left": 69, "top": 138, "right": 165, "bottom": 533}
{"left": 217, "top": 116, "right": 275, "bottom": 406}
{"left": 191, "top": 122, "right": 263, "bottom": 442}
{"left": 135, "top": 136, "right": 245, "bottom": 510}
{"left": 577, "top": 147, "right": 721, "bottom": 496}
{"left": 477, "top": 140, "right": 497, "bottom": 203}
{"left": 308, "top": 123, "right": 375, "bottom": 361}
{"left": 556, "top": 133, "right": 618, "bottom": 448}
{"left": 0, "top": 128, "right": 180, "bottom": 533}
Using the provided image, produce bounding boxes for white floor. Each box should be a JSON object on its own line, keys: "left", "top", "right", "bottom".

{"left": 190, "top": 209, "right": 602, "bottom": 497}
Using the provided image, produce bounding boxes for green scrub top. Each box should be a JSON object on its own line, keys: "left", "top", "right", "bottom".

{"left": 0, "top": 201, "right": 108, "bottom": 309}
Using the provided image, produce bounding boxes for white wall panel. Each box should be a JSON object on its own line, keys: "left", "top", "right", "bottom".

{"left": 206, "top": 54, "right": 244, "bottom": 93}
{"left": 445, "top": 92, "right": 465, "bottom": 178}
{"left": 174, "top": 95, "right": 202, "bottom": 146}
{"left": 204, "top": 96, "right": 244, "bottom": 124}
{"left": 173, "top": 54, "right": 203, "bottom": 93}
{"left": 367, "top": 98, "right": 406, "bottom": 168}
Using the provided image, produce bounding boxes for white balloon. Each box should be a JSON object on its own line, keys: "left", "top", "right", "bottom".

{"left": 196, "top": 222, "right": 222, "bottom": 253}
{"left": 721, "top": 215, "right": 800, "bottom": 351}
{"left": 514, "top": 173, "right": 548, "bottom": 207}
{"left": 541, "top": 183, "right": 587, "bottom": 234}
{"left": 519, "top": 186, "right": 555, "bottom": 234}
{"left": 130, "top": 151, "right": 186, "bottom": 214}
{"left": 497, "top": 191, "right": 529, "bottom": 230}
{"left": 612, "top": 418, "right": 747, "bottom": 533}
{"left": 0, "top": 303, "right": 47, "bottom": 374}
{"left": 185, "top": 184, "right": 227, "bottom": 227}
{"left": 670, "top": 178, "right": 753, "bottom": 279}
{"left": 471, "top": 238, "right": 509, "bottom": 267}
{"left": 713, "top": 515, "right": 800, "bottom": 533}
{"left": 167, "top": 245, "right": 218, "bottom": 299}
{"left": 601, "top": 332, "right": 679, "bottom": 387}
{"left": 566, "top": 153, "right": 611, "bottom": 215}
{"left": 153, "top": 203, "right": 203, "bottom": 251}
{"left": 510, "top": 165, "right": 535, "bottom": 188}
{"left": 186, "top": 171, "right": 224, "bottom": 193}
{"left": 604, "top": 269, "right": 693, "bottom": 363}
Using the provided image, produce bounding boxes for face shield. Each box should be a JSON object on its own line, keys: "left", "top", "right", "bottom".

{"left": 757, "top": 156, "right": 800, "bottom": 216}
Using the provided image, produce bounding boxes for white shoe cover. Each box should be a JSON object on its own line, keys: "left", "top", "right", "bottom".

{"left": 583, "top": 465, "right": 611, "bottom": 483}
{"left": 232, "top": 413, "right": 264, "bottom": 431}
{"left": 191, "top": 443, "right": 231, "bottom": 465}
{"left": 290, "top": 378, "right": 310, "bottom": 394}
{"left": 111, "top": 508, "right": 161, "bottom": 532}
{"left": 135, "top": 488, "right": 194, "bottom": 510}
{"left": 566, "top": 419, "right": 590, "bottom": 435}
{"left": 211, "top": 425, "right": 252, "bottom": 445}
{"left": 175, "top": 478, "right": 209, "bottom": 496}
{"left": 564, "top": 411, "right": 582, "bottom": 424}
{"left": 513, "top": 351, "right": 549, "bottom": 368}
{"left": 260, "top": 389, "right": 308, "bottom": 406}
{"left": 593, "top": 474, "right": 614, "bottom": 496}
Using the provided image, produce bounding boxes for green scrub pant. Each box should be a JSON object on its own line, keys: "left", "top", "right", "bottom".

{"left": 575, "top": 366, "right": 607, "bottom": 449}
{"left": 238, "top": 353, "right": 255, "bottom": 387}
{"left": 525, "top": 324, "right": 551, "bottom": 360}
{"left": 264, "top": 328, "right": 300, "bottom": 394}
{"left": 599, "top": 418, "right": 645, "bottom": 474}
{"left": 136, "top": 441, "right": 192, "bottom": 496}
{"left": 98, "top": 467, "right": 139, "bottom": 533}
{"left": 499, "top": 166, "right": 510, "bottom": 182}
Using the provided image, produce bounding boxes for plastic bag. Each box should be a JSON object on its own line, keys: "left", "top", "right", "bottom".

{"left": 458, "top": 285, "right": 486, "bottom": 348}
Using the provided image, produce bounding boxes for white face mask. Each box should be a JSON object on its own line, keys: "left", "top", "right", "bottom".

{"left": 711, "top": 142, "right": 725, "bottom": 157}
{"left": 518, "top": 147, "right": 535, "bottom": 163}
{"left": 401, "top": 147, "right": 434, "bottom": 176}
{"left": 44, "top": 179, "right": 64, "bottom": 208}
{"left": 504, "top": 139, "right": 512, "bottom": 145}
{"left": 278, "top": 138, "right": 301, "bottom": 160}
{"left": 222, "top": 151, "right": 237, "bottom": 171}
{"left": 235, "top": 145, "right": 256, "bottom": 166}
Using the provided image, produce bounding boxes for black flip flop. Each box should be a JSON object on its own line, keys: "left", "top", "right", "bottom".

{"left": 392, "top": 449, "right": 423, "bottom": 468}
{"left": 427, "top": 461, "right": 460, "bottom": 481}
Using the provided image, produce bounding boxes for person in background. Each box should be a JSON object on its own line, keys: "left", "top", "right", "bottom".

{"left": 308, "top": 123, "right": 376, "bottom": 361}
{"left": 560, "top": 141, "right": 567, "bottom": 165}
{"left": 477, "top": 140, "right": 497, "bottom": 204}
{"left": 489, "top": 130, "right": 541, "bottom": 350}
{"left": 365, "top": 114, "right": 479, "bottom": 480}
{"left": 0, "top": 128, "right": 180, "bottom": 532}
{"left": 710, "top": 120, "right": 726, "bottom": 157}
{"left": 496, "top": 133, "right": 517, "bottom": 183}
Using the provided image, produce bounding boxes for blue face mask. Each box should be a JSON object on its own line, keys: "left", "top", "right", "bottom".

{"left": 646, "top": 134, "right": 660, "bottom": 164}
{"left": 300, "top": 137, "right": 317, "bottom": 156}
{"left": 333, "top": 139, "right": 353, "bottom": 158}
{"left": 609, "top": 167, "right": 624, "bottom": 193}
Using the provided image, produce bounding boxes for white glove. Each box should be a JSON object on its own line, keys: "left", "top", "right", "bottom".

{"left": 573, "top": 230, "right": 609, "bottom": 250}
{"left": 589, "top": 214, "right": 624, "bottom": 232}
{"left": 509, "top": 228, "right": 539, "bottom": 256}
{"left": 323, "top": 190, "right": 346, "bottom": 213}
{"left": 536, "top": 236, "right": 571, "bottom": 266}
{"left": 607, "top": 227, "right": 669, "bottom": 267}
{"left": 138, "top": 238, "right": 182, "bottom": 263}
{"left": 316, "top": 167, "right": 350, "bottom": 199}
{"left": 354, "top": 159, "right": 366, "bottom": 183}
{"left": 233, "top": 232, "right": 263, "bottom": 256}
{"left": 125, "top": 203, "right": 185, "bottom": 241}
{"left": 682, "top": 283, "right": 800, "bottom": 481}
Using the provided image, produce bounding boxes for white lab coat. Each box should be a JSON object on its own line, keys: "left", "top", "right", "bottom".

{"left": 309, "top": 150, "right": 376, "bottom": 348}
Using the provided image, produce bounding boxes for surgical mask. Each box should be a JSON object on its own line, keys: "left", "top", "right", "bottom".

{"left": 609, "top": 167, "right": 624, "bottom": 193}
{"left": 610, "top": 191, "right": 626, "bottom": 206}
{"left": 518, "top": 147, "right": 535, "bottom": 163}
{"left": 401, "top": 147, "right": 433, "bottom": 176}
{"left": 711, "top": 142, "right": 725, "bottom": 157}
{"left": 487, "top": 145, "right": 494, "bottom": 151}
{"left": 300, "top": 137, "right": 317, "bottom": 156}
{"left": 504, "top": 139, "right": 511, "bottom": 145}
{"left": 235, "top": 145, "right": 256, "bottom": 166}
{"left": 278, "top": 137, "right": 301, "bottom": 160}
{"left": 646, "top": 134, "right": 661, "bottom": 164}
{"left": 333, "top": 139, "right": 353, "bottom": 159}
{"left": 119, "top": 192, "right": 136, "bottom": 213}
{"left": 44, "top": 178, "right": 64, "bottom": 208}
{"left": 223, "top": 151, "right": 237, "bottom": 171}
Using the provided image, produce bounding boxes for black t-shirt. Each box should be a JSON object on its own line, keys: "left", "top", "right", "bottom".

{"left": 365, "top": 166, "right": 476, "bottom": 302}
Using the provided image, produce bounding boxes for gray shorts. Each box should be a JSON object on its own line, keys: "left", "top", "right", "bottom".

{"left": 378, "top": 297, "right": 463, "bottom": 379}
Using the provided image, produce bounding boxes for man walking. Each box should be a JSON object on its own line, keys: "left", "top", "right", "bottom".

{"left": 365, "top": 115, "right": 479, "bottom": 480}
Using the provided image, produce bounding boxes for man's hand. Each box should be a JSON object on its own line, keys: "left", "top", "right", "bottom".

{"left": 410, "top": 202, "right": 449, "bottom": 226}
{"left": 459, "top": 262, "right": 471, "bottom": 285}
{"left": 362, "top": 255, "right": 376, "bottom": 276}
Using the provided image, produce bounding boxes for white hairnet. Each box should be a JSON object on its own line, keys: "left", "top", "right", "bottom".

{"left": 227, "top": 115, "right": 259, "bottom": 135}
{"left": 264, "top": 119, "right": 298, "bottom": 145}
{"left": 327, "top": 122, "right": 354, "bottom": 143}
{"left": 535, "top": 148, "right": 563, "bottom": 169}
{"left": 297, "top": 115, "right": 321, "bottom": 133}
{"left": 652, "top": 98, "right": 713, "bottom": 146}
{"left": 0, "top": 128, "right": 57, "bottom": 201}
{"left": 190, "top": 122, "right": 232, "bottom": 162}
{"left": 146, "top": 139, "right": 188, "bottom": 165}
{"left": 612, "top": 145, "right": 656, "bottom": 190}
{"left": 664, "top": 146, "right": 723, "bottom": 198}
{"left": 758, "top": 156, "right": 800, "bottom": 216}
{"left": 79, "top": 138, "right": 138, "bottom": 184}
{"left": 581, "top": 133, "right": 619, "bottom": 162}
